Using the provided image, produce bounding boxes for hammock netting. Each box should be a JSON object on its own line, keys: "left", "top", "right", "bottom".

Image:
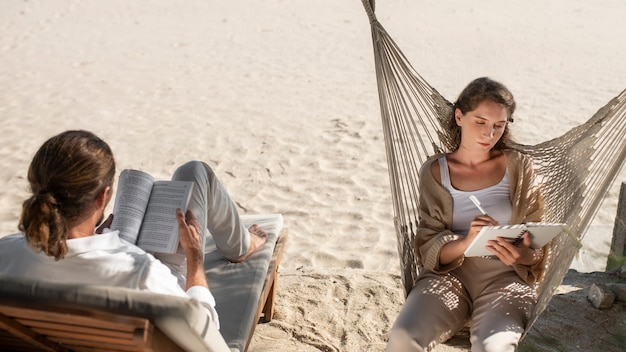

{"left": 362, "top": 0, "right": 626, "bottom": 335}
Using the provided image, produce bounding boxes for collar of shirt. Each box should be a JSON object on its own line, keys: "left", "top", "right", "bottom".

{"left": 65, "top": 231, "right": 123, "bottom": 256}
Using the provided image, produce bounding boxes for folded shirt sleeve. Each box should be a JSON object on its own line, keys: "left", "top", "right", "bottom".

{"left": 187, "top": 285, "right": 220, "bottom": 330}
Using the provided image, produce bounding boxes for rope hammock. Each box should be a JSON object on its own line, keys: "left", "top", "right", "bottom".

{"left": 361, "top": 0, "right": 626, "bottom": 335}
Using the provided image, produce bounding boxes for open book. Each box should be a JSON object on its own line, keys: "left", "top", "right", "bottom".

{"left": 109, "top": 169, "right": 194, "bottom": 253}
{"left": 464, "top": 222, "right": 565, "bottom": 257}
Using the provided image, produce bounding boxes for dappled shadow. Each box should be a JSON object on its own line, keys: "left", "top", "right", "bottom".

{"left": 520, "top": 270, "right": 626, "bottom": 352}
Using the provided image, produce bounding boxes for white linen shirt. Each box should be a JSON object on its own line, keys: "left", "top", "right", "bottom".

{"left": 0, "top": 231, "right": 219, "bottom": 328}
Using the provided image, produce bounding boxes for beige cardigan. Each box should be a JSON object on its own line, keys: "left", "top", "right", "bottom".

{"left": 415, "top": 149, "right": 548, "bottom": 284}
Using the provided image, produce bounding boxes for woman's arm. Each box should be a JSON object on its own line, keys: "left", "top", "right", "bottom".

{"left": 439, "top": 214, "right": 499, "bottom": 265}
{"left": 415, "top": 157, "right": 466, "bottom": 272}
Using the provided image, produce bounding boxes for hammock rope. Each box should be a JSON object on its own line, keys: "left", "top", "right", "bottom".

{"left": 362, "top": 0, "right": 626, "bottom": 334}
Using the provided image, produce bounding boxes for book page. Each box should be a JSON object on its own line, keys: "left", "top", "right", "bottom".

{"left": 136, "top": 180, "right": 194, "bottom": 253}
{"left": 110, "top": 169, "right": 155, "bottom": 244}
{"left": 464, "top": 223, "right": 565, "bottom": 257}
{"left": 464, "top": 224, "right": 526, "bottom": 257}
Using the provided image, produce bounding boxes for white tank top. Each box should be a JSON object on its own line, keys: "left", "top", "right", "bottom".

{"left": 438, "top": 156, "right": 512, "bottom": 236}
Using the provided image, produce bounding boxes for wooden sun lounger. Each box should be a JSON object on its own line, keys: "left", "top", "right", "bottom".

{"left": 0, "top": 214, "right": 287, "bottom": 352}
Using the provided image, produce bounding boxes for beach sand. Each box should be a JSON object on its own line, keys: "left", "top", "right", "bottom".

{"left": 1, "top": 0, "right": 625, "bottom": 351}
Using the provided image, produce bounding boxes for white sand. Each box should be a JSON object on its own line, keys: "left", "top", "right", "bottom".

{"left": 1, "top": 1, "right": 625, "bottom": 351}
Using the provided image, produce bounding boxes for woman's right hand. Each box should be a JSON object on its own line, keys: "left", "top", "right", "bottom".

{"left": 465, "top": 215, "right": 499, "bottom": 244}
{"left": 440, "top": 215, "right": 499, "bottom": 265}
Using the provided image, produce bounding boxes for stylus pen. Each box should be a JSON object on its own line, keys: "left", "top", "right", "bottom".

{"left": 471, "top": 195, "right": 524, "bottom": 245}
{"left": 469, "top": 195, "right": 488, "bottom": 216}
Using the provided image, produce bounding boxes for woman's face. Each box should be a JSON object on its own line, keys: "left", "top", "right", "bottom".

{"left": 455, "top": 100, "right": 508, "bottom": 152}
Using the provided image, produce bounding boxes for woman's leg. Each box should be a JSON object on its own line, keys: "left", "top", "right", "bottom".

{"left": 387, "top": 272, "right": 471, "bottom": 352}
{"left": 469, "top": 276, "right": 536, "bottom": 352}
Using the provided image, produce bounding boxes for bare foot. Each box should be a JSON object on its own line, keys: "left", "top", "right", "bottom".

{"left": 230, "top": 224, "right": 268, "bottom": 263}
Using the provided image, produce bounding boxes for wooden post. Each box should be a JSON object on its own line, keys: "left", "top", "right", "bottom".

{"left": 607, "top": 182, "right": 626, "bottom": 271}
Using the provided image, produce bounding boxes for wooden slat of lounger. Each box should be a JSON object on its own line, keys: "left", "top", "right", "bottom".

{"left": 6, "top": 324, "right": 146, "bottom": 350}
{"left": 19, "top": 314, "right": 147, "bottom": 347}
{"left": 259, "top": 230, "right": 288, "bottom": 323}
{"left": 0, "top": 304, "right": 170, "bottom": 351}
{"left": 50, "top": 339, "right": 146, "bottom": 352}
{"left": 31, "top": 325, "right": 146, "bottom": 345}
{"left": 48, "top": 327, "right": 182, "bottom": 352}
{"left": 0, "top": 311, "right": 67, "bottom": 352}
{"left": 0, "top": 332, "right": 48, "bottom": 352}
{"left": 51, "top": 337, "right": 151, "bottom": 351}
{"left": 8, "top": 317, "right": 148, "bottom": 348}
{"left": 2, "top": 305, "right": 146, "bottom": 332}
{"left": 21, "top": 320, "right": 144, "bottom": 340}
{"left": 51, "top": 327, "right": 184, "bottom": 352}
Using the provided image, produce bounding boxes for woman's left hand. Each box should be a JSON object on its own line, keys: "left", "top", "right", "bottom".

{"left": 486, "top": 232, "right": 542, "bottom": 266}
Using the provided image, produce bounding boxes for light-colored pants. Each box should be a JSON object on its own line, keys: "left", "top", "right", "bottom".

{"left": 172, "top": 160, "right": 250, "bottom": 260}
{"left": 387, "top": 257, "right": 536, "bottom": 352}
{"left": 156, "top": 161, "right": 250, "bottom": 282}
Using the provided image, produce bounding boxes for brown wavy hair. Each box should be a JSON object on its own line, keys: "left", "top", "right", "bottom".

{"left": 19, "top": 130, "right": 115, "bottom": 260}
{"left": 445, "top": 77, "right": 516, "bottom": 151}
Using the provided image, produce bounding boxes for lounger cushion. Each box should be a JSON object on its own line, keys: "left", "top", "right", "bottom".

{"left": 0, "top": 213, "right": 285, "bottom": 352}
{"left": 0, "top": 274, "right": 229, "bottom": 351}
{"left": 205, "top": 214, "right": 283, "bottom": 352}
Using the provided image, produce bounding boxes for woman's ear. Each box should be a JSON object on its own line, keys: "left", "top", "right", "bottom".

{"left": 454, "top": 108, "right": 463, "bottom": 126}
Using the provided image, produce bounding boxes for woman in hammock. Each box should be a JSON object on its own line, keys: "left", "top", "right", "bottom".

{"left": 387, "top": 77, "right": 548, "bottom": 352}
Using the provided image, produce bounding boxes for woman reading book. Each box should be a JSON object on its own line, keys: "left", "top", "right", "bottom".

{"left": 386, "top": 77, "right": 548, "bottom": 352}
{"left": 0, "top": 130, "right": 267, "bottom": 329}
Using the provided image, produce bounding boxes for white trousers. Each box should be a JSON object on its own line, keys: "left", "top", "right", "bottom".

{"left": 172, "top": 160, "right": 250, "bottom": 260}
{"left": 155, "top": 161, "right": 250, "bottom": 284}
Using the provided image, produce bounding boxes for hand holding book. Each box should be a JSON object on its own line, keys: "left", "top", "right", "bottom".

{"left": 465, "top": 222, "right": 564, "bottom": 257}
{"left": 465, "top": 195, "right": 565, "bottom": 257}
{"left": 109, "top": 169, "right": 194, "bottom": 254}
